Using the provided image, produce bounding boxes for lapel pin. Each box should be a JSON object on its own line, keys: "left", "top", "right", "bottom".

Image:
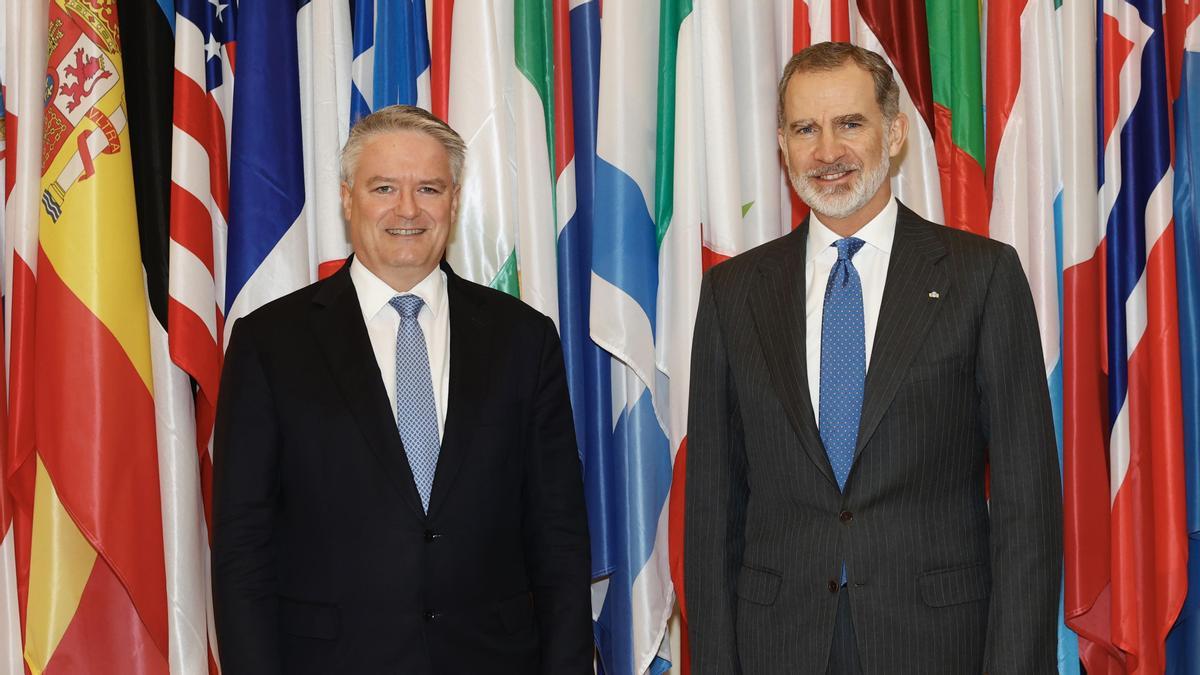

{"left": 928, "top": 291, "right": 940, "bottom": 299}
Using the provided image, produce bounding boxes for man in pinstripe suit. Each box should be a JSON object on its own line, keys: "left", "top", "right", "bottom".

{"left": 684, "top": 42, "right": 1062, "bottom": 674}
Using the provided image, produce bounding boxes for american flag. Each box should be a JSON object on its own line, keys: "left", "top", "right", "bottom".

{"left": 169, "top": 0, "right": 237, "bottom": 519}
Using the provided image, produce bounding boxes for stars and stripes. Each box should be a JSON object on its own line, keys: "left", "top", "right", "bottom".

{"left": 7, "top": 2, "right": 1200, "bottom": 673}
{"left": 169, "top": 0, "right": 236, "bottom": 529}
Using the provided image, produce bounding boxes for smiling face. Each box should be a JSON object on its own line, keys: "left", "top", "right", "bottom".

{"left": 341, "top": 129, "right": 460, "bottom": 291}
{"left": 777, "top": 62, "right": 907, "bottom": 235}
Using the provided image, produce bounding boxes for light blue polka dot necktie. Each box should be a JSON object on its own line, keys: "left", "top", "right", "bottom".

{"left": 819, "top": 237, "right": 866, "bottom": 492}
{"left": 390, "top": 295, "right": 440, "bottom": 512}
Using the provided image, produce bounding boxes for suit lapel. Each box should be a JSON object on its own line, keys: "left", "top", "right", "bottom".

{"left": 748, "top": 224, "right": 838, "bottom": 488}
{"left": 309, "top": 264, "right": 427, "bottom": 518}
{"left": 426, "top": 264, "right": 493, "bottom": 518}
{"left": 854, "top": 204, "right": 949, "bottom": 460}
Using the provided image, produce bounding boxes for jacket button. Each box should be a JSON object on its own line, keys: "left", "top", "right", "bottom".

{"left": 424, "top": 529, "right": 437, "bottom": 542}
{"left": 839, "top": 510, "right": 854, "bottom": 523}
{"left": 828, "top": 579, "right": 839, "bottom": 594}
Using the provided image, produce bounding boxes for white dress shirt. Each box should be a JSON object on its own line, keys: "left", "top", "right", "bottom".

{"left": 350, "top": 259, "right": 451, "bottom": 441}
{"left": 805, "top": 198, "right": 897, "bottom": 421}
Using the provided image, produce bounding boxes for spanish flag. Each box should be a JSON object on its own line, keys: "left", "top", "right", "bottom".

{"left": 24, "top": 1, "right": 167, "bottom": 672}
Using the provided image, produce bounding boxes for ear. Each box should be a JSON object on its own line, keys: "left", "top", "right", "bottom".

{"left": 887, "top": 112, "right": 909, "bottom": 158}
{"left": 451, "top": 185, "right": 462, "bottom": 223}
{"left": 340, "top": 181, "right": 352, "bottom": 222}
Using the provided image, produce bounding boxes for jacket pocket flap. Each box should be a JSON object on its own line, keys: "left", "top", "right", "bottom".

{"left": 497, "top": 592, "right": 535, "bottom": 634}
{"left": 918, "top": 563, "right": 990, "bottom": 607}
{"left": 279, "top": 598, "right": 341, "bottom": 640}
{"left": 736, "top": 565, "right": 781, "bottom": 606}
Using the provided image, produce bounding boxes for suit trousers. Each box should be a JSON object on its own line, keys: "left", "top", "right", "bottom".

{"left": 827, "top": 588, "right": 863, "bottom": 675}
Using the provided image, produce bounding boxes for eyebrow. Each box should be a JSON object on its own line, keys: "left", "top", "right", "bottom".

{"left": 788, "top": 113, "right": 869, "bottom": 131}
{"left": 833, "top": 113, "right": 868, "bottom": 125}
{"left": 364, "top": 175, "right": 450, "bottom": 188}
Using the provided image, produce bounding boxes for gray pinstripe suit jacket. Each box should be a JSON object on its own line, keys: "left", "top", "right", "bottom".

{"left": 684, "top": 203, "right": 1062, "bottom": 674}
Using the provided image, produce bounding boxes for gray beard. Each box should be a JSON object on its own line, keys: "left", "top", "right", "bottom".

{"left": 790, "top": 145, "right": 891, "bottom": 221}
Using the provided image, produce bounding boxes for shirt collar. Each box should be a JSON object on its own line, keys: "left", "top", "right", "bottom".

{"left": 806, "top": 197, "right": 898, "bottom": 263}
{"left": 349, "top": 258, "right": 447, "bottom": 321}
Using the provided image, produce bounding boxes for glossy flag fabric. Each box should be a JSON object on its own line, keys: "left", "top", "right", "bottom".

{"left": 122, "top": 0, "right": 216, "bottom": 671}
{"left": 0, "top": 3, "right": 25, "bottom": 672}
{"left": 226, "top": 0, "right": 350, "bottom": 328}
{"left": 984, "top": 0, "right": 1078, "bottom": 670}
{"left": 1, "top": 1, "right": 44, "bottom": 671}
{"left": 28, "top": 1, "right": 169, "bottom": 672}
{"left": 1064, "top": 0, "right": 1188, "bottom": 672}
{"left": 927, "top": 0, "right": 987, "bottom": 237}
{"left": 587, "top": 3, "right": 674, "bottom": 674}
{"left": 169, "top": 0, "right": 235, "bottom": 541}
{"left": 10, "top": 1, "right": 1200, "bottom": 672}
{"left": 1167, "top": 5, "right": 1200, "bottom": 673}
{"left": 350, "top": 0, "right": 432, "bottom": 121}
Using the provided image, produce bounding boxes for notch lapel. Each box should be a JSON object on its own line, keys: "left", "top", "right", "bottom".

{"left": 426, "top": 266, "right": 493, "bottom": 518}
{"left": 853, "top": 204, "right": 950, "bottom": 461}
{"left": 309, "top": 266, "right": 427, "bottom": 519}
{"left": 748, "top": 225, "right": 838, "bottom": 488}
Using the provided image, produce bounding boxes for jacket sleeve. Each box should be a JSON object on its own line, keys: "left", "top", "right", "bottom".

{"left": 684, "top": 273, "right": 748, "bottom": 674}
{"left": 522, "top": 314, "right": 594, "bottom": 674}
{"left": 977, "top": 244, "right": 1064, "bottom": 674}
{"left": 212, "top": 318, "right": 283, "bottom": 675}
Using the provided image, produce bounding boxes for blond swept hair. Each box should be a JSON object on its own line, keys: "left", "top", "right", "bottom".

{"left": 340, "top": 105, "right": 466, "bottom": 186}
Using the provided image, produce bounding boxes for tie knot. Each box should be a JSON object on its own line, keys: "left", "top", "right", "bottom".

{"left": 834, "top": 237, "right": 866, "bottom": 261}
{"left": 389, "top": 294, "right": 425, "bottom": 319}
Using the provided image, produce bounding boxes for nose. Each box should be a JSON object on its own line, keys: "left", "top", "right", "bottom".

{"left": 813, "top": 129, "right": 844, "bottom": 164}
{"left": 393, "top": 189, "right": 420, "bottom": 219}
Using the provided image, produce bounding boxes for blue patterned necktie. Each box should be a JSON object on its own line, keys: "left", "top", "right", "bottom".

{"left": 819, "top": 237, "right": 866, "bottom": 492}
{"left": 390, "top": 295, "right": 440, "bottom": 512}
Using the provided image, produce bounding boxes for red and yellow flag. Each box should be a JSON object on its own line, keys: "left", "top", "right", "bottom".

{"left": 24, "top": 1, "right": 168, "bottom": 672}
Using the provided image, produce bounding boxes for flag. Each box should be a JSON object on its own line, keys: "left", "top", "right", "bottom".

{"left": 27, "top": 2, "right": 169, "bottom": 672}
{"left": 512, "top": 0, "right": 561, "bottom": 322}
{"left": 432, "top": 0, "right": 454, "bottom": 120}
{"left": 588, "top": 2, "right": 673, "bottom": 673}
{"left": 2, "top": 1, "right": 45, "bottom": 670}
{"left": 445, "top": 0, "right": 521, "bottom": 294}
{"left": 169, "top": 0, "right": 235, "bottom": 541}
{"left": 122, "top": 0, "right": 216, "bottom": 671}
{"left": 984, "top": 0, "right": 1078, "bottom": 669}
{"left": 299, "top": 0, "right": 353, "bottom": 284}
{"left": 661, "top": 5, "right": 800, "bottom": 673}
{"left": 0, "top": 2, "right": 26, "bottom": 670}
{"left": 928, "top": 0, "right": 987, "bottom": 236}
{"left": 553, "top": 2, "right": 622, "bottom": 670}
{"left": 351, "top": 0, "right": 432, "bottom": 121}
{"left": 226, "top": 0, "right": 350, "bottom": 332}
{"left": 444, "top": 0, "right": 559, "bottom": 318}
{"left": 848, "top": 0, "right": 943, "bottom": 224}
{"left": 1165, "top": 3, "right": 1200, "bottom": 673}
{"left": 1064, "top": 0, "right": 1188, "bottom": 672}
{"left": 656, "top": 0, "right": 699, "bottom": 671}
{"left": 786, "top": 0, "right": 811, "bottom": 231}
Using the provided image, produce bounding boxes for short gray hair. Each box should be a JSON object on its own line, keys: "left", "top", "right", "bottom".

{"left": 340, "top": 105, "right": 466, "bottom": 186}
{"left": 777, "top": 42, "right": 900, "bottom": 128}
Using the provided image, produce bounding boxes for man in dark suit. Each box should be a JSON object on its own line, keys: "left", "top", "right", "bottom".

{"left": 212, "top": 105, "right": 592, "bottom": 674}
{"left": 684, "top": 42, "right": 1062, "bottom": 674}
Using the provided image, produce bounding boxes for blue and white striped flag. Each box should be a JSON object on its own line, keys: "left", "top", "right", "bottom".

{"left": 351, "top": 0, "right": 432, "bottom": 122}
{"left": 585, "top": 2, "right": 674, "bottom": 673}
